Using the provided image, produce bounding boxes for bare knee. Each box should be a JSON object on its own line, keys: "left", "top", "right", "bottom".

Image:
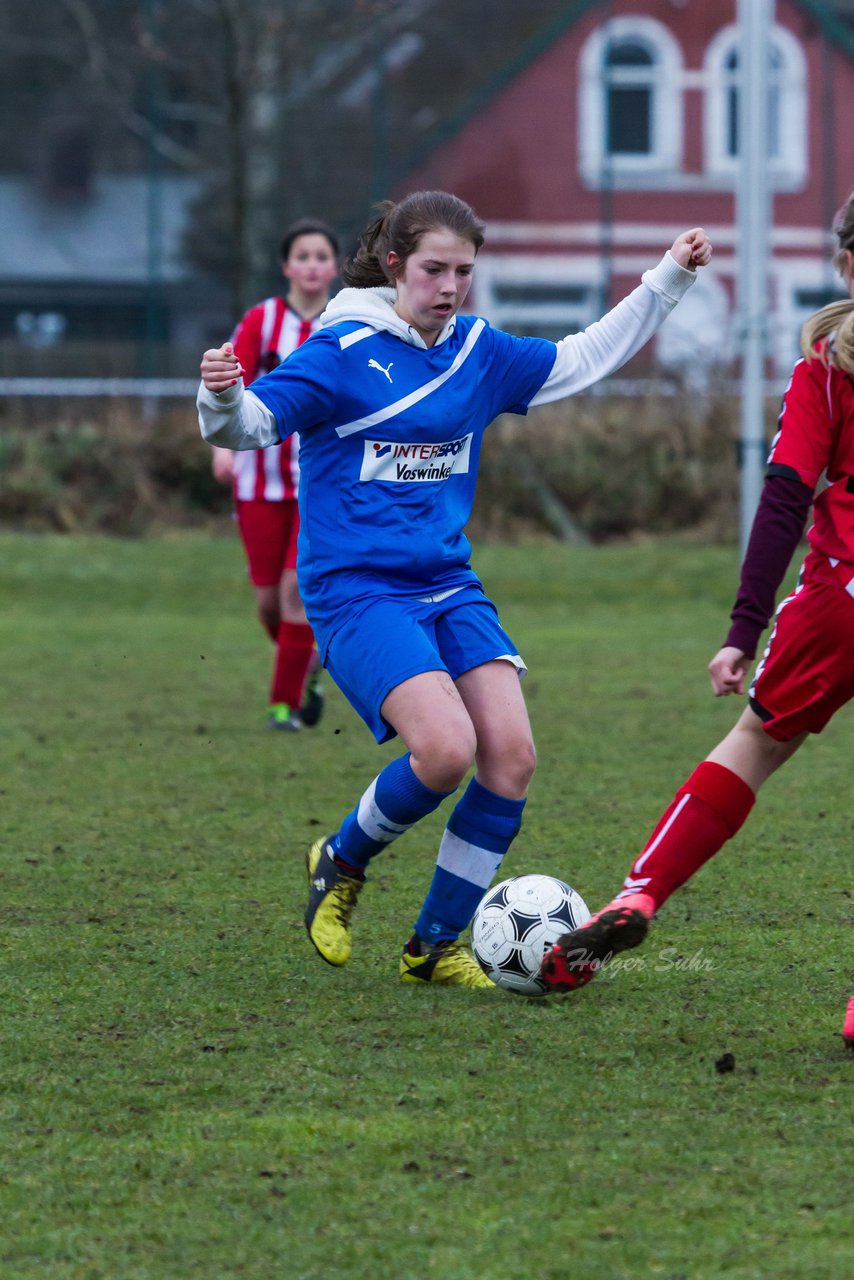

{"left": 382, "top": 671, "right": 477, "bottom": 793}
{"left": 410, "top": 726, "right": 477, "bottom": 793}
{"left": 477, "top": 736, "right": 537, "bottom": 800}
{"left": 707, "top": 706, "right": 806, "bottom": 793}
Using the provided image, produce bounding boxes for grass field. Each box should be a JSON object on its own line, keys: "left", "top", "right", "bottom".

{"left": 0, "top": 531, "right": 851, "bottom": 1280}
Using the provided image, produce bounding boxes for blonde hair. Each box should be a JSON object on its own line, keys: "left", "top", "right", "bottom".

{"left": 800, "top": 192, "right": 854, "bottom": 373}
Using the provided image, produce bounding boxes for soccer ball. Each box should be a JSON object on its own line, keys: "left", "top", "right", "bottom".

{"left": 471, "top": 874, "right": 590, "bottom": 996}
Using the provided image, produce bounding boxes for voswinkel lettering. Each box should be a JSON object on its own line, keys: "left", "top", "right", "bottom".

{"left": 360, "top": 434, "right": 473, "bottom": 483}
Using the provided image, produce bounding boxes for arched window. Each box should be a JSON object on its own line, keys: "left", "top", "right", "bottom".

{"left": 704, "top": 25, "right": 806, "bottom": 188}
{"left": 579, "top": 18, "right": 683, "bottom": 188}
{"left": 605, "top": 40, "right": 655, "bottom": 155}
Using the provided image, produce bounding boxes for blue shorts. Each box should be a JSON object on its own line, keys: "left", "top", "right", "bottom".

{"left": 325, "top": 585, "right": 526, "bottom": 743}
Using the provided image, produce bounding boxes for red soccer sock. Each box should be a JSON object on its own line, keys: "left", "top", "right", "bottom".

{"left": 270, "top": 621, "right": 316, "bottom": 709}
{"left": 620, "top": 761, "right": 756, "bottom": 911}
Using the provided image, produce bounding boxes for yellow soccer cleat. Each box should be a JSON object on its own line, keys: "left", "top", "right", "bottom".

{"left": 305, "top": 836, "right": 364, "bottom": 966}
{"left": 400, "top": 938, "right": 496, "bottom": 989}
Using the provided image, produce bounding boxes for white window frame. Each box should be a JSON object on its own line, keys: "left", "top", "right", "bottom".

{"left": 473, "top": 253, "right": 603, "bottom": 340}
{"left": 579, "top": 17, "right": 683, "bottom": 189}
{"left": 704, "top": 24, "right": 807, "bottom": 190}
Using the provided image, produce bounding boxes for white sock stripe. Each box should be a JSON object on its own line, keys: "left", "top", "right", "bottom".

{"left": 620, "top": 876, "right": 651, "bottom": 895}
{"left": 356, "top": 778, "right": 414, "bottom": 844}
{"left": 436, "top": 828, "right": 502, "bottom": 889}
{"left": 632, "top": 793, "right": 691, "bottom": 876}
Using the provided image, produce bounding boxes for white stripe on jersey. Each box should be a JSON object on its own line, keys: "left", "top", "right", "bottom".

{"left": 251, "top": 439, "right": 291, "bottom": 503}
{"left": 260, "top": 297, "right": 279, "bottom": 353}
{"left": 276, "top": 309, "right": 309, "bottom": 362}
{"left": 233, "top": 303, "right": 309, "bottom": 501}
{"left": 339, "top": 325, "right": 376, "bottom": 350}
{"left": 335, "top": 318, "right": 486, "bottom": 439}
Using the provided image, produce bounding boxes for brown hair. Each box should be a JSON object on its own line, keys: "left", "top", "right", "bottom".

{"left": 280, "top": 218, "right": 339, "bottom": 262}
{"left": 341, "top": 191, "right": 486, "bottom": 288}
{"left": 800, "top": 192, "right": 854, "bottom": 374}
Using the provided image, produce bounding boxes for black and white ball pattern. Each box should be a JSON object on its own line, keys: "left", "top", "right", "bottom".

{"left": 471, "top": 874, "right": 591, "bottom": 996}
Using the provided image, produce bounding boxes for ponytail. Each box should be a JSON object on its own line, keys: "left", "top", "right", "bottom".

{"left": 801, "top": 189, "right": 854, "bottom": 374}
{"left": 341, "top": 191, "right": 486, "bottom": 289}
{"left": 340, "top": 202, "right": 396, "bottom": 288}
{"left": 800, "top": 300, "right": 854, "bottom": 375}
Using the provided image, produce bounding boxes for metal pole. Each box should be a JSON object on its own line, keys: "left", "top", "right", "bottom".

{"left": 372, "top": 39, "right": 389, "bottom": 202}
{"left": 736, "top": 0, "right": 774, "bottom": 557}
{"left": 144, "top": 0, "right": 163, "bottom": 390}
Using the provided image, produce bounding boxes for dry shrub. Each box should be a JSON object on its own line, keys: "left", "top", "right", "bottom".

{"left": 0, "top": 391, "right": 775, "bottom": 541}
{"left": 0, "top": 397, "right": 230, "bottom": 535}
{"left": 473, "top": 392, "right": 761, "bottom": 542}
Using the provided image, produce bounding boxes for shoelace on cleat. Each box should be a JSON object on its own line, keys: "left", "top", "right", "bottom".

{"left": 327, "top": 877, "right": 362, "bottom": 926}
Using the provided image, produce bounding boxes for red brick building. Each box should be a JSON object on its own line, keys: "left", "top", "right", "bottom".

{"left": 396, "top": 0, "right": 854, "bottom": 377}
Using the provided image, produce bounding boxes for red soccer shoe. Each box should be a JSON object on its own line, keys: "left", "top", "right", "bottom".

{"left": 540, "top": 892, "right": 656, "bottom": 993}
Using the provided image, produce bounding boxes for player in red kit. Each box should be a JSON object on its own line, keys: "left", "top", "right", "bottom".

{"left": 542, "top": 191, "right": 854, "bottom": 1049}
{"left": 212, "top": 219, "right": 339, "bottom": 731}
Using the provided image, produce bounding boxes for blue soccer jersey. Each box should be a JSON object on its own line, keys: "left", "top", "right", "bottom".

{"left": 247, "top": 313, "right": 556, "bottom": 651}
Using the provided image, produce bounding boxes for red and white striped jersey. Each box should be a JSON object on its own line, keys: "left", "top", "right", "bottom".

{"left": 230, "top": 297, "right": 318, "bottom": 501}
{"left": 767, "top": 342, "right": 854, "bottom": 593}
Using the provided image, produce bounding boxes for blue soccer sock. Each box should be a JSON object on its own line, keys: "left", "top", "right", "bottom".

{"left": 331, "top": 753, "right": 454, "bottom": 873}
{"left": 413, "top": 776, "right": 526, "bottom": 945}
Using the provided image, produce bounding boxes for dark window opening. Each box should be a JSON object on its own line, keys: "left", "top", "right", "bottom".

{"left": 607, "top": 88, "right": 651, "bottom": 154}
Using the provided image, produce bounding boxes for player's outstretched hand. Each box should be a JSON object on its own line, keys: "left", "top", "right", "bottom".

{"left": 670, "top": 228, "right": 712, "bottom": 271}
{"left": 708, "top": 645, "right": 751, "bottom": 697}
{"left": 201, "top": 342, "right": 244, "bottom": 393}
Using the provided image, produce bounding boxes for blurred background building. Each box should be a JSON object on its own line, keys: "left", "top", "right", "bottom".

{"left": 1, "top": 0, "right": 852, "bottom": 381}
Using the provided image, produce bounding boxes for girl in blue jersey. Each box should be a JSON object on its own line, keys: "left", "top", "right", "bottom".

{"left": 198, "top": 190, "right": 712, "bottom": 988}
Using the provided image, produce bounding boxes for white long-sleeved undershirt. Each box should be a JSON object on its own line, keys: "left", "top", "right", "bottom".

{"left": 197, "top": 251, "right": 695, "bottom": 450}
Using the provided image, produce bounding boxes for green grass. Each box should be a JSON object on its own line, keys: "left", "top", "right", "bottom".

{"left": 0, "top": 532, "right": 851, "bottom": 1280}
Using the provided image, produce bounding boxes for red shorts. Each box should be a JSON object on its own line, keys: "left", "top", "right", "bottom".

{"left": 234, "top": 498, "right": 299, "bottom": 587}
{"left": 750, "top": 571, "right": 854, "bottom": 740}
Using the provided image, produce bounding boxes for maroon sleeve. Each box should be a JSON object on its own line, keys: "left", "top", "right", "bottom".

{"left": 724, "top": 472, "right": 813, "bottom": 658}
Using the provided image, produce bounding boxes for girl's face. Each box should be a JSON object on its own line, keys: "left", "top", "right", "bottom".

{"left": 389, "top": 228, "right": 476, "bottom": 346}
{"left": 283, "top": 233, "right": 338, "bottom": 301}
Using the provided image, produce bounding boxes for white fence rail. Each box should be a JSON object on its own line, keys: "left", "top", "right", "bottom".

{"left": 0, "top": 377, "right": 782, "bottom": 399}
{"left": 0, "top": 379, "right": 198, "bottom": 397}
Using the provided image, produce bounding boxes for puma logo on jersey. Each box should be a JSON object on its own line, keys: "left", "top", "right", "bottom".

{"left": 368, "top": 358, "right": 394, "bottom": 383}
